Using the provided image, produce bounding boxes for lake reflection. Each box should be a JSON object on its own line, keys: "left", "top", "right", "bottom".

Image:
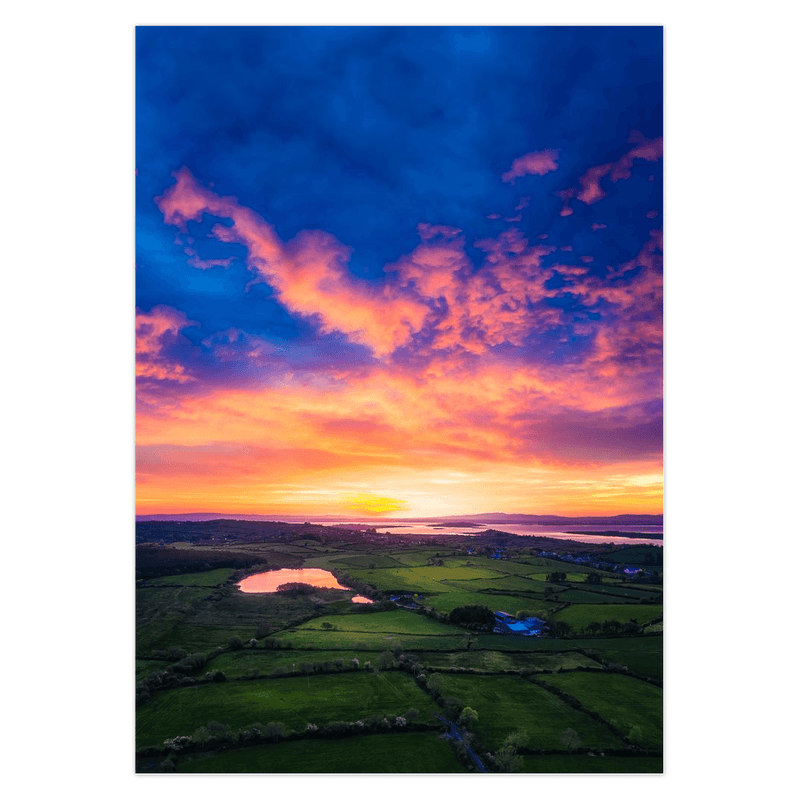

{"left": 237, "top": 568, "right": 370, "bottom": 603}
{"left": 237, "top": 568, "right": 348, "bottom": 593}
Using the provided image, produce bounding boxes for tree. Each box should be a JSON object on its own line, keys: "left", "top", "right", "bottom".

{"left": 494, "top": 731, "right": 527, "bottom": 773}
{"left": 448, "top": 605, "right": 495, "bottom": 629}
{"left": 561, "top": 728, "right": 581, "bottom": 752}
{"left": 377, "top": 650, "right": 395, "bottom": 670}
{"left": 459, "top": 706, "right": 479, "bottom": 730}
{"left": 586, "top": 621, "right": 602, "bottom": 635}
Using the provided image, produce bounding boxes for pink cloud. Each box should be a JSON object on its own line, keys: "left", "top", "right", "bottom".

{"left": 556, "top": 189, "right": 576, "bottom": 217}
{"left": 501, "top": 149, "right": 559, "bottom": 184}
{"left": 187, "top": 255, "right": 236, "bottom": 270}
{"left": 417, "top": 223, "right": 462, "bottom": 240}
{"left": 576, "top": 136, "right": 663, "bottom": 205}
{"left": 136, "top": 305, "right": 198, "bottom": 383}
{"left": 591, "top": 223, "right": 607, "bottom": 231}
{"left": 156, "top": 169, "right": 430, "bottom": 357}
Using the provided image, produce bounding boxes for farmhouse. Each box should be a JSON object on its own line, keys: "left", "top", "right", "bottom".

{"left": 493, "top": 611, "right": 547, "bottom": 636}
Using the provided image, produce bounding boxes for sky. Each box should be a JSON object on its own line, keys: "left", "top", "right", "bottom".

{"left": 136, "top": 26, "right": 663, "bottom": 518}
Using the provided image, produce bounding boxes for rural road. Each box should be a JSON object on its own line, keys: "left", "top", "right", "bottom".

{"left": 437, "top": 715, "right": 487, "bottom": 773}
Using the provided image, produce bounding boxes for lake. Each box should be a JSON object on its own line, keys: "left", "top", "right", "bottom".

{"left": 236, "top": 568, "right": 373, "bottom": 602}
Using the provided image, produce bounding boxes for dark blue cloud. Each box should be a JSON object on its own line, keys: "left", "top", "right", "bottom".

{"left": 137, "top": 26, "right": 662, "bottom": 350}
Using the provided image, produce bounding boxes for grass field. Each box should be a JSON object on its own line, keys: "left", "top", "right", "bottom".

{"left": 137, "top": 671, "right": 437, "bottom": 749}
{"left": 204, "top": 650, "right": 369, "bottom": 677}
{"left": 521, "top": 754, "right": 662, "bottom": 773}
{"left": 347, "top": 565, "right": 506, "bottom": 595}
{"left": 511, "top": 635, "right": 663, "bottom": 679}
{"left": 136, "top": 586, "right": 212, "bottom": 653}
{"left": 446, "top": 575, "right": 553, "bottom": 593}
{"left": 142, "top": 569, "right": 235, "bottom": 587}
{"left": 294, "top": 609, "right": 464, "bottom": 635}
{"left": 137, "top": 535, "right": 663, "bottom": 772}
{"left": 148, "top": 588, "right": 347, "bottom": 653}
{"left": 416, "top": 649, "right": 600, "bottom": 672}
{"left": 272, "top": 629, "right": 469, "bottom": 651}
{"left": 538, "top": 672, "right": 662, "bottom": 748}
{"left": 176, "top": 732, "right": 467, "bottom": 772}
{"left": 433, "top": 674, "right": 625, "bottom": 751}
{"left": 136, "top": 659, "right": 169, "bottom": 680}
{"left": 333, "top": 555, "right": 406, "bottom": 569}
{"left": 552, "top": 604, "right": 663, "bottom": 628}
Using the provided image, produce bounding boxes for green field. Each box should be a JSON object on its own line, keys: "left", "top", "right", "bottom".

{"left": 433, "top": 674, "right": 625, "bottom": 751}
{"left": 137, "top": 534, "right": 663, "bottom": 773}
{"left": 552, "top": 604, "right": 663, "bottom": 628}
{"left": 273, "top": 629, "right": 468, "bottom": 651}
{"left": 416, "top": 649, "right": 599, "bottom": 672}
{"left": 142, "top": 568, "right": 236, "bottom": 587}
{"left": 538, "top": 672, "right": 662, "bottom": 748}
{"left": 136, "top": 659, "right": 169, "bottom": 680}
{"left": 137, "top": 671, "right": 437, "bottom": 749}
{"left": 521, "top": 754, "right": 662, "bottom": 773}
{"left": 347, "top": 565, "right": 506, "bottom": 595}
{"left": 136, "top": 586, "right": 212, "bottom": 653}
{"left": 333, "top": 555, "right": 406, "bottom": 569}
{"left": 295, "top": 609, "right": 464, "bottom": 635}
{"left": 504, "top": 635, "right": 663, "bottom": 679}
{"left": 146, "top": 588, "right": 346, "bottom": 653}
{"left": 176, "top": 731, "right": 467, "bottom": 772}
{"left": 205, "top": 650, "right": 369, "bottom": 677}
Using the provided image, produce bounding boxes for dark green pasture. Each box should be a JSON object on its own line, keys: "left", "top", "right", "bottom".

{"left": 136, "top": 586, "right": 211, "bottom": 653}
{"left": 294, "top": 609, "right": 463, "bottom": 635}
{"left": 142, "top": 568, "right": 235, "bottom": 587}
{"left": 175, "top": 732, "right": 467, "bottom": 773}
{"left": 205, "top": 650, "right": 368, "bottom": 677}
{"left": 148, "top": 588, "right": 347, "bottom": 653}
{"left": 521, "top": 754, "right": 662, "bottom": 773}
{"left": 552, "top": 604, "right": 663, "bottom": 628}
{"left": 136, "top": 671, "right": 437, "bottom": 749}
{"left": 538, "top": 672, "right": 662, "bottom": 748}
{"left": 273, "top": 629, "right": 468, "bottom": 651}
{"left": 416, "top": 649, "right": 599, "bottom": 672}
{"left": 433, "top": 674, "right": 625, "bottom": 751}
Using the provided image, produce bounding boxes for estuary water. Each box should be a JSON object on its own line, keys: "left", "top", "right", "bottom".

{"left": 309, "top": 519, "right": 663, "bottom": 547}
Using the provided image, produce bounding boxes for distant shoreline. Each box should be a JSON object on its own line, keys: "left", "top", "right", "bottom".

{"left": 563, "top": 530, "right": 663, "bottom": 540}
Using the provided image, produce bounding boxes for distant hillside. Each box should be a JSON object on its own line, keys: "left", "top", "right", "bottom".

{"left": 420, "top": 513, "right": 663, "bottom": 526}
{"left": 137, "top": 511, "right": 662, "bottom": 525}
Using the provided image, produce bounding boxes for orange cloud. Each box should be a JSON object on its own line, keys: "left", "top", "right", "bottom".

{"left": 157, "top": 168, "right": 430, "bottom": 357}
{"left": 136, "top": 305, "right": 198, "bottom": 383}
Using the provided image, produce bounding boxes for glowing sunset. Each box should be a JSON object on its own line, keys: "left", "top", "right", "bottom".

{"left": 136, "top": 27, "right": 662, "bottom": 520}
